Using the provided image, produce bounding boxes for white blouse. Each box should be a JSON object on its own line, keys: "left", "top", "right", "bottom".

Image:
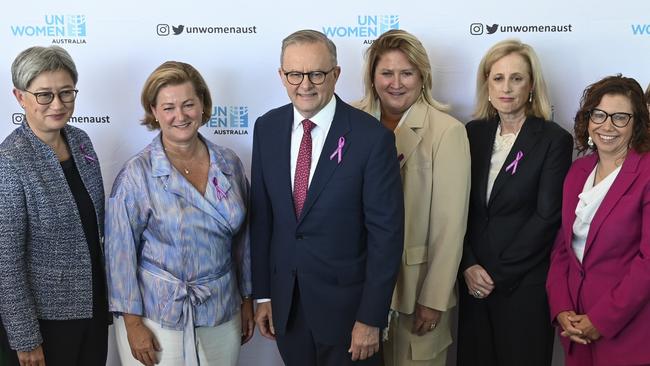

{"left": 571, "top": 165, "right": 621, "bottom": 262}
{"left": 487, "top": 124, "right": 518, "bottom": 202}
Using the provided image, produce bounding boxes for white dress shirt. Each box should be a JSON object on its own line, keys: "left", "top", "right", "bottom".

{"left": 290, "top": 96, "right": 336, "bottom": 189}
{"left": 571, "top": 165, "right": 621, "bottom": 263}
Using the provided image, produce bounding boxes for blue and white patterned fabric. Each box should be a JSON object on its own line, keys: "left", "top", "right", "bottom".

{"left": 105, "top": 133, "right": 251, "bottom": 333}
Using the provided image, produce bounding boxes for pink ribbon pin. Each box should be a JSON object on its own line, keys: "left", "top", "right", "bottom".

{"left": 329, "top": 136, "right": 345, "bottom": 164}
{"left": 212, "top": 177, "right": 227, "bottom": 200}
{"left": 79, "top": 144, "right": 96, "bottom": 163}
{"left": 505, "top": 151, "right": 524, "bottom": 175}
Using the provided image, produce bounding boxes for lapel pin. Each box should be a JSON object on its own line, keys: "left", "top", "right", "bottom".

{"left": 505, "top": 150, "right": 524, "bottom": 175}
{"left": 329, "top": 136, "right": 345, "bottom": 164}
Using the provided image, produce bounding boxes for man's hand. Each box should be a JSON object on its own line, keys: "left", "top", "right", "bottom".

{"left": 412, "top": 303, "right": 442, "bottom": 336}
{"left": 17, "top": 345, "right": 45, "bottom": 366}
{"left": 254, "top": 301, "right": 275, "bottom": 340}
{"left": 348, "top": 321, "right": 379, "bottom": 361}
{"left": 241, "top": 298, "right": 255, "bottom": 344}
{"left": 123, "top": 314, "right": 161, "bottom": 366}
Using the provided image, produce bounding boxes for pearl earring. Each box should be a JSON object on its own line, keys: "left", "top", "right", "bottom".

{"left": 528, "top": 91, "right": 533, "bottom": 103}
{"left": 488, "top": 95, "right": 491, "bottom": 102}
{"left": 587, "top": 136, "right": 594, "bottom": 148}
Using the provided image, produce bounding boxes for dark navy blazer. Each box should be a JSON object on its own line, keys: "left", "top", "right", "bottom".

{"left": 250, "top": 95, "right": 404, "bottom": 344}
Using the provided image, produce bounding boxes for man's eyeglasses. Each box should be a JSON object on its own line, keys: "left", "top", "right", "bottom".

{"left": 23, "top": 89, "right": 78, "bottom": 105}
{"left": 589, "top": 108, "right": 633, "bottom": 128}
{"left": 282, "top": 67, "right": 337, "bottom": 86}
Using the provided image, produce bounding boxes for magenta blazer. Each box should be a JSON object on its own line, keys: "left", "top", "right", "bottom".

{"left": 547, "top": 149, "right": 650, "bottom": 366}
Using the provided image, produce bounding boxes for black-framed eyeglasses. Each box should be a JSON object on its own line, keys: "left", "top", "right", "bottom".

{"left": 589, "top": 108, "right": 633, "bottom": 128}
{"left": 282, "top": 67, "right": 337, "bottom": 85}
{"left": 23, "top": 89, "right": 78, "bottom": 105}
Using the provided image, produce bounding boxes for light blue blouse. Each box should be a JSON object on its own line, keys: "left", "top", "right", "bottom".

{"left": 105, "top": 133, "right": 251, "bottom": 333}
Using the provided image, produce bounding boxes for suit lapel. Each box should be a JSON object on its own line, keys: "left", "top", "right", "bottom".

{"left": 488, "top": 117, "right": 543, "bottom": 207}
{"left": 583, "top": 151, "right": 641, "bottom": 258}
{"left": 563, "top": 155, "right": 596, "bottom": 268}
{"left": 298, "top": 99, "right": 351, "bottom": 222}
{"left": 395, "top": 103, "right": 425, "bottom": 169}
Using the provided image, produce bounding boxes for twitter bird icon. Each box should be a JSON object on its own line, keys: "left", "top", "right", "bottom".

{"left": 172, "top": 25, "right": 184, "bottom": 35}
{"left": 486, "top": 24, "right": 499, "bottom": 34}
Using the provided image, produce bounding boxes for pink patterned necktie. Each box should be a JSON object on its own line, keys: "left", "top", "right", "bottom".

{"left": 293, "top": 119, "right": 316, "bottom": 218}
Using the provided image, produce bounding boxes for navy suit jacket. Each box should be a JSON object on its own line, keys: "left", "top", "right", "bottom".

{"left": 250, "top": 95, "right": 404, "bottom": 344}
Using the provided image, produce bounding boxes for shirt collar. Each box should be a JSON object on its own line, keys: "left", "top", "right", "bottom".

{"left": 292, "top": 95, "right": 337, "bottom": 132}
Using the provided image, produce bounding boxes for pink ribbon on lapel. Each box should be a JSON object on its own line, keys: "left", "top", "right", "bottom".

{"left": 505, "top": 150, "right": 524, "bottom": 175}
{"left": 212, "top": 177, "right": 227, "bottom": 200}
{"left": 329, "top": 136, "right": 345, "bottom": 164}
{"left": 79, "top": 144, "right": 96, "bottom": 163}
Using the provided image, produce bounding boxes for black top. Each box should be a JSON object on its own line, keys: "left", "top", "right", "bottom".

{"left": 60, "top": 158, "right": 106, "bottom": 313}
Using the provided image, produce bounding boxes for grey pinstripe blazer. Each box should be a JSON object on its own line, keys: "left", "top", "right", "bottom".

{"left": 0, "top": 121, "right": 104, "bottom": 352}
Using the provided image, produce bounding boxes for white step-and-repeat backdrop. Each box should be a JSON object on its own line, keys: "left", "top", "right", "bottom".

{"left": 2, "top": 1, "right": 648, "bottom": 365}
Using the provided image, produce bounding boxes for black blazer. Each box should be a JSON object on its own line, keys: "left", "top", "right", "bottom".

{"left": 250, "top": 96, "right": 404, "bottom": 344}
{"left": 460, "top": 117, "right": 572, "bottom": 292}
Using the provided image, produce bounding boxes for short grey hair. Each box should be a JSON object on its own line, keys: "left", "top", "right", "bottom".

{"left": 280, "top": 29, "right": 337, "bottom": 67}
{"left": 11, "top": 46, "right": 78, "bottom": 90}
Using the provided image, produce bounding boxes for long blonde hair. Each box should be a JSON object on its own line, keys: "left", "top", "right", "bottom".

{"left": 357, "top": 29, "right": 448, "bottom": 113}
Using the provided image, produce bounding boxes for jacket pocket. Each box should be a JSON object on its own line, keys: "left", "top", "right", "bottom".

{"left": 405, "top": 246, "right": 428, "bottom": 265}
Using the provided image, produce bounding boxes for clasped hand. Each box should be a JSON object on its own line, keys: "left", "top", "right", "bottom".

{"left": 556, "top": 311, "right": 601, "bottom": 344}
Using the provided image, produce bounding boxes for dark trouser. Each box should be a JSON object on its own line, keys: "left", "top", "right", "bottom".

{"left": 457, "top": 282, "right": 554, "bottom": 366}
{"left": 0, "top": 312, "right": 108, "bottom": 366}
{"left": 276, "top": 283, "right": 381, "bottom": 366}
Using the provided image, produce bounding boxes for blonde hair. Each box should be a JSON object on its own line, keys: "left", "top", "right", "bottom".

{"left": 473, "top": 39, "right": 551, "bottom": 121}
{"left": 357, "top": 29, "right": 448, "bottom": 113}
{"left": 140, "top": 61, "right": 212, "bottom": 130}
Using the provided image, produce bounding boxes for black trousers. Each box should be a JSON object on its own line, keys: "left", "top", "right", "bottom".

{"left": 276, "top": 283, "right": 381, "bottom": 366}
{"left": 0, "top": 308, "right": 107, "bottom": 366}
{"left": 457, "top": 282, "right": 554, "bottom": 366}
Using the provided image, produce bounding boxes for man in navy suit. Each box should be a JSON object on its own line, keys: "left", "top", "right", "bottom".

{"left": 251, "top": 29, "right": 404, "bottom": 365}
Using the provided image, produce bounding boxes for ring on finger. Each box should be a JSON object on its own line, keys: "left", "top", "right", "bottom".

{"left": 429, "top": 322, "right": 437, "bottom": 331}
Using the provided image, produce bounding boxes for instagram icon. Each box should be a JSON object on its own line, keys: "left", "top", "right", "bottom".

{"left": 12, "top": 113, "right": 24, "bottom": 125}
{"left": 470, "top": 23, "right": 484, "bottom": 35}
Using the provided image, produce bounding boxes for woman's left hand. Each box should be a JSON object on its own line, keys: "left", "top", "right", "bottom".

{"left": 411, "top": 303, "right": 442, "bottom": 336}
{"left": 240, "top": 298, "right": 255, "bottom": 344}
{"left": 567, "top": 313, "right": 601, "bottom": 341}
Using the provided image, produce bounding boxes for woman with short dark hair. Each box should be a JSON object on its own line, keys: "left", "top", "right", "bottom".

{"left": 0, "top": 45, "right": 107, "bottom": 366}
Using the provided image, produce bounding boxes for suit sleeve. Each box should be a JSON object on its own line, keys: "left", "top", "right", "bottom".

{"left": 356, "top": 128, "right": 404, "bottom": 327}
{"left": 250, "top": 119, "right": 273, "bottom": 299}
{"left": 588, "top": 177, "right": 650, "bottom": 338}
{"left": 488, "top": 130, "right": 573, "bottom": 289}
{"left": 460, "top": 122, "right": 480, "bottom": 273}
{"left": 418, "top": 123, "right": 470, "bottom": 311}
{"left": 0, "top": 155, "right": 42, "bottom": 352}
{"left": 232, "top": 157, "right": 252, "bottom": 298}
{"left": 546, "top": 218, "right": 575, "bottom": 323}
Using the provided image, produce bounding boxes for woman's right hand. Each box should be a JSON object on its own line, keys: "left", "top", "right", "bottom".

{"left": 463, "top": 264, "right": 495, "bottom": 298}
{"left": 556, "top": 311, "right": 590, "bottom": 345}
{"left": 17, "top": 345, "right": 45, "bottom": 366}
{"left": 123, "top": 314, "right": 161, "bottom": 366}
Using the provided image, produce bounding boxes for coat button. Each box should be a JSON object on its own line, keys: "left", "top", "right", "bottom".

{"left": 296, "top": 235, "right": 304, "bottom": 240}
